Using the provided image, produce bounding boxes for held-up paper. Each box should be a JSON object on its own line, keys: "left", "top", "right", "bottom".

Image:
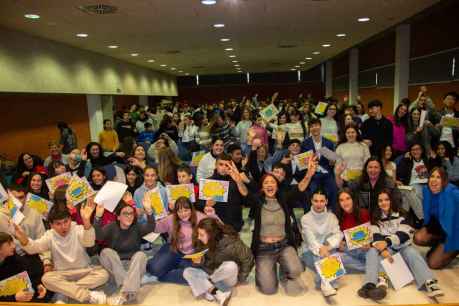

{"left": 319, "top": 147, "right": 340, "bottom": 162}
{"left": 419, "top": 110, "right": 428, "bottom": 127}
{"left": 0, "top": 183, "right": 8, "bottom": 203}
{"left": 381, "top": 252, "right": 414, "bottom": 290}
{"left": 94, "top": 181, "right": 128, "bottom": 213}
{"left": 142, "top": 232, "right": 161, "bottom": 243}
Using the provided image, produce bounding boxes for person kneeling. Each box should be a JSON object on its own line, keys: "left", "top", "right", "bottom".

{"left": 183, "top": 218, "right": 254, "bottom": 306}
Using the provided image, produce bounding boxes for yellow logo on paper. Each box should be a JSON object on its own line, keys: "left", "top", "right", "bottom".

{"left": 150, "top": 192, "right": 164, "bottom": 216}
{"left": 170, "top": 186, "right": 192, "bottom": 200}
{"left": 320, "top": 257, "right": 342, "bottom": 279}
{"left": 28, "top": 198, "right": 48, "bottom": 215}
{"left": 202, "top": 181, "right": 225, "bottom": 198}
{"left": 0, "top": 278, "right": 28, "bottom": 296}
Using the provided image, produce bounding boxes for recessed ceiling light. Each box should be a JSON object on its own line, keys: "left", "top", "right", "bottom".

{"left": 147, "top": 59, "right": 155, "bottom": 62}
{"left": 312, "top": 51, "right": 320, "bottom": 55}
{"left": 130, "top": 53, "right": 139, "bottom": 57}
{"left": 185, "top": 73, "right": 190, "bottom": 75}
{"left": 234, "top": 64, "right": 240, "bottom": 67}
{"left": 290, "top": 68, "right": 296, "bottom": 71}
{"left": 295, "top": 65, "right": 300, "bottom": 68}
{"left": 24, "top": 14, "right": 40, "bottom": 19}
{"left": 213, "top": 23, "right": 225, "bottom": 28}
{"left": 224, "top": 48, "right": 234, "bottom": 51}
{"left": 76, "top": 33, "right": 88, "bottom": 38}
{"left": 305, "top": 57, "right": 312, "bottom": 60}
{"left": 336, "top": 33, "right": 347, "bottom": 37}
{"left": 171, "top": 67, "right": 177, "bottom": 70}
{"left": 229, "top": 55, "right": 236, "bottom": 58}
{"left": 201, "top": 0, "right": 217, "bottom": 4}
{"left": 107, "top": 45, "right": 118, "bottom": 49}
{"left": 178, "top": 70, "right": 183, "bottom": 73}
{"left": 220, "top": 38, "right": 230, "bottom": 42}
{"left": 160, "top": 64, "right": 167, "bottom": 67}
{"left": 300, "top": 61, "right": 306, "bottom": 64}
{"left": 358, "top": 17, "right": 370, "bottom": 22}
{"left": 322, "top": 44, "right": 331, "bottom": 47}
{"left": 232, "top": 60, "right": 238, "bottom": 63}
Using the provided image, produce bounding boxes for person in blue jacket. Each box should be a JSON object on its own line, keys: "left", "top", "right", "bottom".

{"left": 414, "top": 167, "right": 459, "bottom": 269}
{"left": 302, "top": 118, "right": 337, "bottom": 211}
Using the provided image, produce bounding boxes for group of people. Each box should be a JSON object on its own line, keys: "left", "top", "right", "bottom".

{"left": 1, "top": 87, "right": 458, "bottom": 305}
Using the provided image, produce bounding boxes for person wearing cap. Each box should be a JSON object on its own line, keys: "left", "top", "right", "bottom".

{"left": 361, "top": 99, "right": 393, "bottom": 156}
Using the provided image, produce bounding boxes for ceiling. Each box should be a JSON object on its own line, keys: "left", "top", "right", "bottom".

{"left": 0, "top": 0, "right": 440, "bottom": 76}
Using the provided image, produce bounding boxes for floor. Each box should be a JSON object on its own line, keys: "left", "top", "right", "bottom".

{"left": 133, "top": 209, "right": 459, "bottom": 306}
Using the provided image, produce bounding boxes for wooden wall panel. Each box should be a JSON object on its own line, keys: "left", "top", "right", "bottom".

{"left": 359, "top": 87, "right": 395, "bottom": 116}
{"left": 408, "top": 81, "right": 459, "bottom": 110}
{"left": 0, "top": 94, "right": 90, "bottom": 161}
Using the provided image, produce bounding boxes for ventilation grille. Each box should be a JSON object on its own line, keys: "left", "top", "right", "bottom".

{"left": 78, "top": 4, "right": 118, "bottom": 15}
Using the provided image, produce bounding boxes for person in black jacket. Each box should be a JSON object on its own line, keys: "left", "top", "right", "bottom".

{"left": 0, "top": 232, "right": 53, "bottom": 302}
{"left": 396, "top": 143, "right": 442, "bottom": 223}
{"left": 202, "top": 154, "right": 248, "bottom": 232}
{"left": 361, "top": 100, "right": 393, "bottom": 156}
{"left": 247, "top": 157, "right": 317, "bottom": 296}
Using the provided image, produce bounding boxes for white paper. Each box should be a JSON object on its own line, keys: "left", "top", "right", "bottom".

{"left": 0, "top": 183, "right": 8, "bottom": 202}
{"left": 397, "top": 185, "right": 413, "bottom": 191}
{"left": 381, "top": 252, "right": 414, "bottom": 290}
{"left": 319, "top": 146, "right": 340, "bottom": 162}
{"left": 419, "top": 110, "right": 428, "bottom": 127}
{"left": 142, "top": 232, "right": 161, "bottom": 243}
{"left": 12, "top": 209, "right": 25, "bottom": 225}
{"left": 8, "top": 192, "right": 23, "bottom": 210}
{"left": 94, "top": 181, "right": 128, "bottom": 213}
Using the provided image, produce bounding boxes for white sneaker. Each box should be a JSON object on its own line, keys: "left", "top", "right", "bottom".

{"left": 377, "top": 275, "right": 389, "bottom": 289}
{"left": 425, "top": 279, "right": 444, "bottom": 298}
{"left": 321, "top": 281, "right": 337, "bottom": 297}
{"left": 53, "top": 293, "right": 68, "bottom": 304}
{"left": 214, "top": 290, "right": 232, "bottom": 306}
{"left": 204, "top": 292, "right": 215, "bottom": 301}
{"left": 107, "top": 293, "right": 127, "bottom": 305}
{"left": 89, "top": 290, "right": 107, "bottom": 304}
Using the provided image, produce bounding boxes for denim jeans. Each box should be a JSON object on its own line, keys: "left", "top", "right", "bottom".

{"left": 338, "top": 247, "right": 367, "bottom": 273}
{"left": 146, "top": 243, "right": 192, "bottom": 284}
{"left": 364, "top": 245, "right": 434, "bottom": 288}
{"left": 255, "top": 240, "right": 304, "bottom": 295}
{"left": 99, "top": 248, "right": 147, "bottom": 293}
{"left": 183, "top": 261, "right": 238, "bottom": 297}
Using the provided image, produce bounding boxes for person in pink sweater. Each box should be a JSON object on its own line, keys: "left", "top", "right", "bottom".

{"left": 388, "top": 104, "right": 408, "bottom": 157}
{"left": 249, "top": 115, "right": 269, "bottom": 146}
{"left": 146, "top": 197, "right": 219, "bottom": 284}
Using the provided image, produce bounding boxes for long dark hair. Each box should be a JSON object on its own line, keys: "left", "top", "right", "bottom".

{"left": 360, "top": 156, "right": 387, "bottom": 186}
{"left": 89, "top": 167, "right": 107, "bottom": 190}
{"left": 114, "top": 201, "right": 137, "bottom": 227}
{"left": 26, "top": 172, "right": 49, "bottom": 197}
{"left": 392, "top": 104, "right": 408, "bottom": 127}
{"left": 124, "top": 165, "right": 144, "bottom": 190}
{"left": 338, "top": 124, "right": 363, "bottom": 145}
{"left": 170, "top": 197, "right": 198, "bottom": 252}
{"left": 196, "top": 217, "right": 238, "bottom": 255}
{"left": 371, "top": 189, "right": 401, "bottom": 225}
{"left": 436, "top": 141, "right": 456, "bottom": 163}
{"left": 336, "top": 188, "right": 362, "bottom": 227}
{"left": 15, "top": 153, "right": 43, "bottom": 173}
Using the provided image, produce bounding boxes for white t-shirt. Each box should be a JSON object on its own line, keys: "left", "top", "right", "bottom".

{"left": 410, "top": 160, "right": 428, "bottom": 185}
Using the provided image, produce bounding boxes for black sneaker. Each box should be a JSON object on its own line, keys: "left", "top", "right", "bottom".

{"left": 368, "top": 286, "right": 387, "bottom": 301}
{"left": 358, "top": 283, "right": 375, "bottom": 299}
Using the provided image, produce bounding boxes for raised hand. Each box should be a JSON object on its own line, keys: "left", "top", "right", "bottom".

{"left": 204, "top": 206, "right": 215, "bottom": 215}
{"left": 142, "top": 194, "right": 153, "bottom": 215}
{"left": 306, "top": 155, "right": 318, "bottom": 178}
{"left": 80, "top": 197, "right": 96, "bottom": 225}
{"left": 37, "top": 284, "right": 47, "bottom": 299}
{"left": 15, "top": 290, "right": 33, "bottom": 302}
{"left": 95, "top": 204, "right": 105, "bottom": 218}
{"left": 12, "top": 223, "right": 28, "bottom": 246}
{"left": 227, "top": 161, "right": 242, "bottom": 183}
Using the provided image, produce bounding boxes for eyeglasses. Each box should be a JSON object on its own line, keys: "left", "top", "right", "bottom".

{"left": 121, "top": 211, "right": 135, "bottom": 217}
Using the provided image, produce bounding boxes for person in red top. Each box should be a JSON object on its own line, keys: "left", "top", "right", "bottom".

{"left": 13, "top": 153, "right": 47, "bottom": 187}
{"left": 335, "top": 188, "right": 371, "bottom": 273}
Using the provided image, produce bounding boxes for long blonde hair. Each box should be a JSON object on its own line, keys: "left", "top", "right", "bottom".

{"left": 157, "top": 147, "right": 182, "bottom": 184}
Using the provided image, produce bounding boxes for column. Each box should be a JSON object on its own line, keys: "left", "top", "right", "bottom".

{"left": 139, "top": 96, "right": 148, "bottom": 107}
{"left": 86, "top": 95, "right": 103, "bottom": 142}
{"left": 101, "top": 95, "right": 114, "bottom": 122}
{"left": 325, "top": 60, "right": 333, "bottom": 98}
{"left": 348, "top": 48, "right": 359, "bottom": 105}
{"left": 394, "top": 24, "right": 410, "bottom": 111}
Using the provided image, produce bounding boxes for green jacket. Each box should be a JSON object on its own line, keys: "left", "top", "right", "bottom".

{"left": 202, "top": 234, "right": 254, "bottom": 282}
